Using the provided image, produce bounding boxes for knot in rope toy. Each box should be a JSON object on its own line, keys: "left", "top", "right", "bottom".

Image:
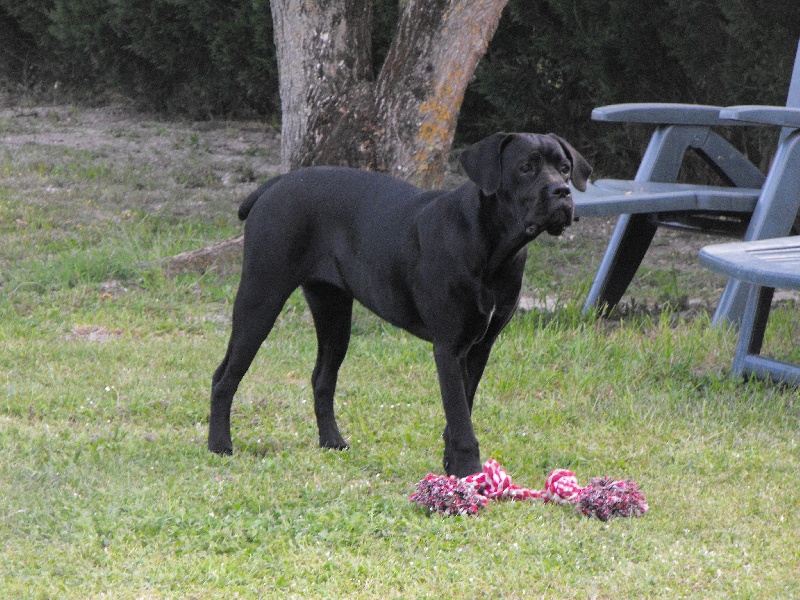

{"left": 409, "top": 459, "right": 648, "bottom": 520}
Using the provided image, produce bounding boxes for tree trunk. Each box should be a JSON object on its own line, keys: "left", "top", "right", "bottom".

{"left": 374, "top": 0, "right": 508, "bottom": 187}
{"left": 168, "top": 0, "right": 507, "bottom": 273}
{"left": 272, "top": 0, "right": 508, "bottom": 188}
{"left": 270, "top": 0, "right": 377, "bottom": 173}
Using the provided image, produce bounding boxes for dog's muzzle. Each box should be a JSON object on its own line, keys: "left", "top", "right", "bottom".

{"left": 544, "top": 182, "right": 574, "bottom": 236}
{"left": 545, "top": 197, "right": 574, "bottom": 236}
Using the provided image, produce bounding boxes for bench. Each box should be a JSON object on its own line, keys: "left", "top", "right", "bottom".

{"left": 699, "top": 236, "right": 800, "bottom": 385}
{"left": 574, "top": 39, "right": 800, "bottom": 325}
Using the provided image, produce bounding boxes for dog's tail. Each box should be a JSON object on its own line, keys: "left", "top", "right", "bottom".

{"left": 238, "top": 176, "right": 282, "bottom": 221}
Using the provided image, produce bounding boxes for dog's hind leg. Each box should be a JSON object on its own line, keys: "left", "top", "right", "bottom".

{"left": 303, "top": 282, "right": 353, "bottom": 450}
{"left": 208, "top": 285, "right": 292, "bottom": 455}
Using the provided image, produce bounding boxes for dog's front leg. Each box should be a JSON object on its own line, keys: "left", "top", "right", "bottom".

{"left": 434, "top": 345, "right": 482, "bottom": 477}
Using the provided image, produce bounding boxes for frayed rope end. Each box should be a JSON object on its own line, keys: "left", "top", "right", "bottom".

{"left": 408, "top": 473, "right": 488, "bottom": 516}
{"left": 576, "top": 476, "right": 648, "bottom": 521}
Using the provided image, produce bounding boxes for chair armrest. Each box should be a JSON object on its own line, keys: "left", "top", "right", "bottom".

{"left": 592, "top": 103, "right": 733, "bottom": 126}
{"left": 720, "top": 106, "right": 800, "bottom": 129}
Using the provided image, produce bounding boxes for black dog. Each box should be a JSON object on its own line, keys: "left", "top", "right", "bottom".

{"left": 208, "top": 133, "right": 591, "bottom": 477}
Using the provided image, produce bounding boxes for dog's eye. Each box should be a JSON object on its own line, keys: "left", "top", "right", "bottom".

{"left": 520, "top": 155, "right": 540, "bottom": 174}
{"left": 560, "top": 163, "right": 571, "bottom": 175}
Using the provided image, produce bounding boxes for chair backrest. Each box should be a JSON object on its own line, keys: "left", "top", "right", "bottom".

{"left": 779, "top": 39, "right": 800, "bottom": 142}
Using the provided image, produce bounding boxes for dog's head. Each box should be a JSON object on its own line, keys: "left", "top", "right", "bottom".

{"left": 459, "top": 132, "right": 592, "bottom": 238}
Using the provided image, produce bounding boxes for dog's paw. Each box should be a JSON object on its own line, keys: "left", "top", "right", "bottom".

{"left": 320, "top": 439, "right": 350, "bottom": 451}
{"left": 207, "top": 434, "right": 233, "bottom": 455}
{"left": 319, "top": 431, "right": 349, "bottom": 451}
{"left": 208, "top": 444, "right": 233, "bottom": 455}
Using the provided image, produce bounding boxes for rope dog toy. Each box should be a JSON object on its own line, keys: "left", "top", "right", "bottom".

{"left": 409, "top": 459, "right": 648, "bottom": 520}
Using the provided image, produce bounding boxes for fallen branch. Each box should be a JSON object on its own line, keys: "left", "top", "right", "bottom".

{"left": 163, "top": 234, "right": 243, "bottom": 276}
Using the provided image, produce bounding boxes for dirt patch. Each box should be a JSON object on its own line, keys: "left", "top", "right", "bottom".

{"left": 0, "top": 100, "right": 775, "bottom": 317}
{"left": 68, "top": 325, "right": 124, "bottom": 342}
{"left": 1, "top": 102, "right": 281, "bottom": 170}
{"left": 1, "top": 101, "right": 283, "bottom": 225}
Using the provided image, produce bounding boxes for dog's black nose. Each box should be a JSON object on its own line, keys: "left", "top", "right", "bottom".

{"left": 550, "top": 182, "right": 571, "bottom": 200}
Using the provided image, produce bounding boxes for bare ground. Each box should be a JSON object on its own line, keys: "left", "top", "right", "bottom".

{"left": 4, "top": 99, "right": 792, "bottom": 316}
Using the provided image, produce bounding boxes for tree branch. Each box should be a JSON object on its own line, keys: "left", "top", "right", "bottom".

{"left": 164, "top": 234, "right": 243, "bottom": 276}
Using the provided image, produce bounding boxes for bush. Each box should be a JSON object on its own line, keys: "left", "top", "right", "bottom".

{"left": 458, "top": 0, "right": 800, "bottom": 177}
{"left": 0, "top": 0, "right": 279, "bottom": 118}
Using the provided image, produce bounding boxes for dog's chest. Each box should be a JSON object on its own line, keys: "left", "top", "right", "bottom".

{"left": 485, "top": 303, "right": 497, "bottom": 323}
{"left": 469, "top": 284, "right": 510, "bottom": 337}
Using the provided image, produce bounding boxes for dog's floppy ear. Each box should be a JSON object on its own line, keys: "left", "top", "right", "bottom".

{"left": 459, "top": 132, "right": 514, "bottom": 195}
{"left": 548, "top": 134, "right": 593, "bottom": 192}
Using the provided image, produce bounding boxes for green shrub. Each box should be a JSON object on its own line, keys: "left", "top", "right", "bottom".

{"left": 0, "top": 0, "right": 280, "bottom": 117}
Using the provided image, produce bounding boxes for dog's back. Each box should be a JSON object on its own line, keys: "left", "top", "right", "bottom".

{"left": 242, "top": 166, "right": 424, "bottom": 210}
{"left": 244, "top": 167, "right": 433, "bottom": 248}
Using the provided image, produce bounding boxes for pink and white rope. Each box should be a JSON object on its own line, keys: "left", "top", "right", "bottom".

{"left": 409, "top": 459, "right": 648, "bottom": 519}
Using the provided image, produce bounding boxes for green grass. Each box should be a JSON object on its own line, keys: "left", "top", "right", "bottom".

{"left": 1, "top": 107, "right": 799, "bottom": 598}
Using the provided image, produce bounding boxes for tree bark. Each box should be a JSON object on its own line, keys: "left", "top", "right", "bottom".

{"left": 270, "top": 0, "right": 377, "bottom": 172}
{"left": 164, "top": 234, "right": 244, "bottom": 276}
{"left": 374, "top": 0, "right": 507, "bottom": 187}
{"left": 272, "top": 0, "right": 508, "bottom": 187}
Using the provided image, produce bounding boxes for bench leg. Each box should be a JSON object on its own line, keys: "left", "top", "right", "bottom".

{"left": 583, "top": 213, "right": 658, "bottom": 316}
{"left": 732, "top": 285, "right": 774, "bottom": 379}
{"left": 582, "top": 125, "right": 726, "bottom": 318}
{"left": 712, "top": 280, "right": 751, "bottom": 327}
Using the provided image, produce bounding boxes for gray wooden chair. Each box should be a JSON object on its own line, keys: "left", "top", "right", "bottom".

{"left": 574, "top": 40, "right": 800, "bottom": 325}
{"left": 700, "top": 236, "right": 800, "bottom": 385}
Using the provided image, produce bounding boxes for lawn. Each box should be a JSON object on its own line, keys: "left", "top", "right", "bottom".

{"left": 1, "top": 104, "right": 799, "bottom": 598}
